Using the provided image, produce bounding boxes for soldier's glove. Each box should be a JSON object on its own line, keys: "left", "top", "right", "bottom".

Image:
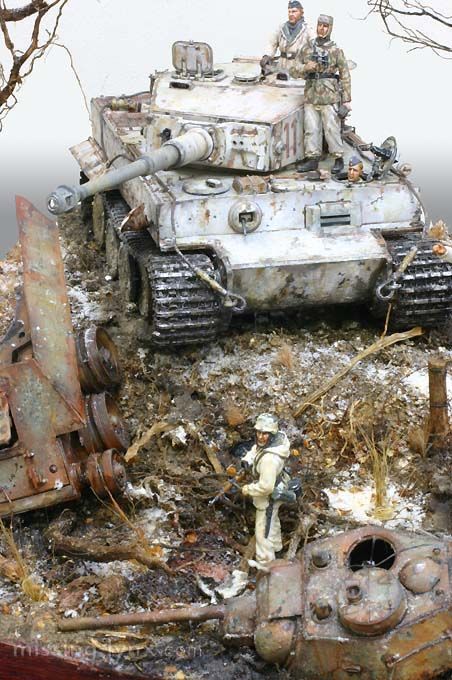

{"left": 240, "top": 458, "right": 251, "bottom": 471}
{"left": 241, "top": 484, "right": 251, "bottom": 497}
{"left": 305, "top": 60, "right": 319, "bottom": 73}
{"left": 337, "top": 102, "right": 352, "bottom": 119}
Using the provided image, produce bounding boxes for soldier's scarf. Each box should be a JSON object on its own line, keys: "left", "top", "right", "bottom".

{"left": 283, "top": 18, "right": 305, "bottom": 43}
{"left": 315, "top": 37, "right": 334, "bottom": 48}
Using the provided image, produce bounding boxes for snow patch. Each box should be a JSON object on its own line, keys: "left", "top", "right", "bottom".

{"left": 325, "top": 481, "right": 426, "bottom": 530}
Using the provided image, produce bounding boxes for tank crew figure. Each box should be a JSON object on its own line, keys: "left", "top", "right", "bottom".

{"left": 336, "top": 156, "right": 365, "bottom": 183}
{"left": 241, "top": 413, "right": 291, "bottom": 569}
{"left": 347, "top": 156, "right": 364, "bottom": 182}
{"left": 260, "top": 1, "right": 313, "bottom": 75}
{"left": 293, "top": 15, "right": 351, "bottom": 175}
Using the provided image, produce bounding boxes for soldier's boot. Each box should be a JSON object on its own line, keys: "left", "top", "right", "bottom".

{"left": 332, "top": 157, "right": 344, "bottom": 175}
{"left": 297, "top": 157, "right": 319, "bottom": 173}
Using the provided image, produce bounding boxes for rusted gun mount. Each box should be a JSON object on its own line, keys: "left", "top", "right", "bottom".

{"left": 59, "top": 526, "right": 451, "bottom": 679}
{"left": 0, "top": 197, "right": 129, "bottom": 517}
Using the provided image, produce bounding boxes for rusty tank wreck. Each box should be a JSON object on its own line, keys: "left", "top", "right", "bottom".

{"left": 47, "top": 40, "right": 452, "bottom": 348}
{"left": 59, "top": 525, "right": 452, "bottom": 679}
{"left": 0, "top": 198, "right": 130, "bottom": 517}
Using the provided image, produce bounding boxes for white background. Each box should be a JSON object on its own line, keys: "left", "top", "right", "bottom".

{"left": 0, "top": 0, "right": 451, "bottom": 255}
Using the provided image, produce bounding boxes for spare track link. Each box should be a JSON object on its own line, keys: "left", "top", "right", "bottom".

{"left": 388, "top": 237, "right": 452, "bottom": 327}
{"left": 104, "top": 192, "right": 222, "bottom": 348}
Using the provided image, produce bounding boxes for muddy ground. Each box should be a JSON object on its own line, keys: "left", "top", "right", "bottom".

{"left": 0, "top": 209, "right": 451, "bottom": 679}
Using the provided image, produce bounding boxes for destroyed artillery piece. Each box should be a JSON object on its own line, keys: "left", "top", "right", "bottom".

{"left": 0, "top": 198, "right": 130, "bottom": 517}
{"left": 47, "top": 40, "right": 452, "bottom": 348}
{"left": 59, "top": 525, "right": 451, "bottom": 679}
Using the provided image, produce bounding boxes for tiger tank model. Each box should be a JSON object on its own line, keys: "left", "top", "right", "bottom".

{"left": 48, "top": 41, "right": 452, "bottom": 348}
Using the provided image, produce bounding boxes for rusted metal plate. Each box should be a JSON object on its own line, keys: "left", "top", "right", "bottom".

{"left": 0, "top": 360, "right": 83, "bottom": 442}
{"left": 16, "top": 196, "right": 84, "bottom": 421}
{"left": 337, "top": 568, "right": 407, "bottom": 636}
{"left": 0, "top": 482, "right": 78, "bottom": 516}
{"left": 256, "top": 560, "right": 302, "bottom": 621}
{"left": 0, "top": 361, "right": 78, "bottom": 501}
{"left": 0, "top": 390, "right": 11, "bottom": 446}
{"left": 0, "top": 439, "right": 72, "bottom": 506}
{"left": 0, "top": 294, "right": 30, "bottom": 367}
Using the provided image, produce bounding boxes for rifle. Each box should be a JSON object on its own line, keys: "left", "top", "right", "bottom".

{"left": 208, "top": 464, "right": 250, "bottom": 506}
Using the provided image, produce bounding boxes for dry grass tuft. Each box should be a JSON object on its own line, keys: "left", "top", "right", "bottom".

{"left": 428, "top": 220, "right": 449, "bottom": 241}
{"left": 408, "top": 418, "right": 430, "bottom": 457}
{"left": 274, "top": 344, "right": 294, "bottom": 371}
{"left": 224, "top": 401, "right": 246, "bottom": 427}
{"left": 0, "top": 519, "right": 47, "bottom": 602}
{"left": 343, "top": 400, "right": 394, "bottom": 515}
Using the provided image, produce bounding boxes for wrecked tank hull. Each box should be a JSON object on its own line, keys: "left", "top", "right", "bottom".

{"left": 247, "top": 526, "right": 452, "bottom": 679}
{"left": 0, "top": 199, "right": 129, "bottom": 517}
{"left": 59, "top": 526, "right": 451, "bottom": 679}
{"left": 48, "top": 41, "right": 452, "bottom": 347}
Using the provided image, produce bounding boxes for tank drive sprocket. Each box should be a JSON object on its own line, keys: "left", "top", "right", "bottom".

{"left": 377, "top": 237, "right": 452, "bottom": 328}
{"left": 103, "top": 192, "right": 223, "bottom": 348}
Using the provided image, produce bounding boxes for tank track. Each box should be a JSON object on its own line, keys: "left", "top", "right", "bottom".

{"left": 104, "top": 193, "right": 223, "bottom": 348}
{"left": 384, "top": 237, "right": 452, "bottom": 328}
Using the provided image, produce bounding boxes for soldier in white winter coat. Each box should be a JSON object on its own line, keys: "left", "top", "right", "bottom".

{"left": 260, "top": 1, "right": 313, "bottom": 74}
{"left": 241, "top": 414, "right": 291, "bottom": 568}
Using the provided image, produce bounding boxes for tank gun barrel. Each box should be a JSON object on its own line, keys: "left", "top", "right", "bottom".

{"left": 47, "top": 127, "right": 214, "bottom": 215}
{"left": 58, "top": 603, "right": 225, "bottom": 632}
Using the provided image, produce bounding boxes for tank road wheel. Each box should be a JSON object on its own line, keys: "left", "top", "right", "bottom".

{"left": 78, "top": 392, "right": 130, "bottom": 454}
{"left": 105, "top": 224, "right": 120, "bottom": 279}
{"left": 104, "top": 192, "right": 129, "bottom": 280}
{"left": 93, "top": 192, "right": 226, "bottom": 348}
{"left": 138, "top": 260, "right": 152, "bottom": 317}
{"left": 75, "top": 326, "right": 121, "bottom": 393}
{"left": 92, "top": 194, "right": 106, "bottom": 248}
{"left": 118, "top": 242, "right": 140, "bottom": 304}
{"left": 373, "top": 238, "right": 452, "bottom": 328}
{"left": 84, "top": 449, "right": 127, "bottom": 498}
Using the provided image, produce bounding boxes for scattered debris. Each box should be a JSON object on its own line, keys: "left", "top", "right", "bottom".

{"left": 294, "top": 326, "right": 424, "bottom": 416}
{"left": 46, "top": 511, "right": 171, "bottom": 575}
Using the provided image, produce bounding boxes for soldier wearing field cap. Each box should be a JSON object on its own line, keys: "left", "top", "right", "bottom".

{"left": 336, "top": 155, "right": 365, "bottom": 183}
{"left": 347, "top": 156, "right": 364, "bottom": 182}
{"left": 293, "top": 14, "right": 351, "bottom": 175}
{"left": 261, "top": 1, "right": 313, "bottom": 74}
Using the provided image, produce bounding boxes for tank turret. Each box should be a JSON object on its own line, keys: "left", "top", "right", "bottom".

{"left": 47, "top": 40, "right": 452, "bottom": 347}
{"left": 58, "top": 526, "right": 452, "bottom": 679}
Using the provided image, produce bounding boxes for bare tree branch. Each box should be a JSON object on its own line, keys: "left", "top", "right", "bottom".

{"left": 367, "top": 0, "right": 452, "bottom": 55}
{"left": 0, "top": 1, "right": 48, "bottom": 22}
{"left": 0, "top": 0, "right": 70, "bottom": 126}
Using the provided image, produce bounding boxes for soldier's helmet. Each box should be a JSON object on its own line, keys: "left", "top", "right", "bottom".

{"left": 254, "top": 413, "right": 279, "bottom": 434}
